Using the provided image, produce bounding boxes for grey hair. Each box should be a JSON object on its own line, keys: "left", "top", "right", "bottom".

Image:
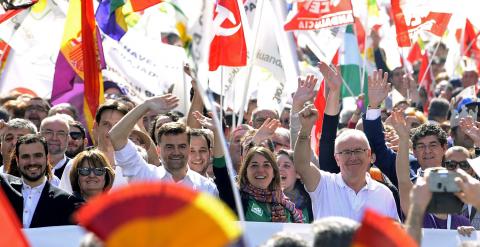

{"left": 334, "top": 129, "right": 370, "bottom": 153}
{"left": 312, "top": 217, "right": 359, "bottom": 247}
{"left": 262, "top": 232, "right": 308, "bottom": 247}
{"left": 5, "top": 118, "right": 37, "bottom": 135}
{"left": 39, "top": 114, "right": 72, "bottom": 132}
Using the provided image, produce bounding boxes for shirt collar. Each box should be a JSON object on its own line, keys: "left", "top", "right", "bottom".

{"left": 22, "top": 176, "right": 47, "bottom": 191}
{"left": 335, "top": 172, "right": 377, "bottom": 191}
{"left": 53, "top": 155, "right": 68, "bottom": 170}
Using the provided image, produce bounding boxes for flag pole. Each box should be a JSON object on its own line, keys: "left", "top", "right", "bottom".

{"left": 237, "top": 0, "right": 265, "bottom": 126}
{"left": 271, "top": 0, "right": 300, "bottom": 112}
{"left": 418, "top": 39, "right": 442, "bottom": 91}
{"left": 195, "top": 0, "right": 247, "bottom": 224}
{"left": 360, "top": 8, "right": 369, "bottom": 95}
{"left": 220, "top": 67, "right": 224, "bottom": 120}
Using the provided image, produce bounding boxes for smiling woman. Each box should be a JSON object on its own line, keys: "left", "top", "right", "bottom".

{"left": 69, "top": 149, "right": 115, "bottom": 201}
{"left": 237, "top": 147, "right": 303, "bottom": 223}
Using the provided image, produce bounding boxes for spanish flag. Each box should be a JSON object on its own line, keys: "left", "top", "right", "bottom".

{"left": 51, "top": 0, "right": 104, "bottom": 135}
{"left": 75, "top": 182, "right": 242, "bottom": 247}
{"left": 352, "top": 209, "right": 417, "bottom": 247}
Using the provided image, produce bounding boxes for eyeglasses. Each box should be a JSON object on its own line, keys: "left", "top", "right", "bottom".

{"left": 41, "top": 130, "right": 68, "bottom": 139}
{"left": 336, "top": 148, "right": 368, "bottom": 157}
{"left": 444, "top": 160, "right": 470, "bottom": 171}
{"left": 78, "top": 167, "right": 106, "bottom": 176}
{"left": 414, "top": 142, "right": 441, "bottom": 152}
{"left": 69, "top": 132, "right": 83, "bottom": 140}
{"left": 25, "top": 105, "right": 48, "bottom": 113}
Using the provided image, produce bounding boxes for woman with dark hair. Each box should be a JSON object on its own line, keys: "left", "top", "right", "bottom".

{"left": 193, "top": 111, "right": 303, "bottom": 223}
{"left": 277, "top": 149, "right": 313, "bottom": 223}
{"left": 69, "top": 149, "right": 115, "bottom": 201}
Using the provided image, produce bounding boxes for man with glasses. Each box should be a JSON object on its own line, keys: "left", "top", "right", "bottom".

{"left": 24, "top": 97, "right": 50, "bottom": 129}
{"left": 294, "top": 104, "right": 398, "bottom": 221}
{"left": 39, "top": 115, "right": 73, "bottom": 180}
{"left": 66, "top": 121, "right": 87, "bottom": 159}
{"left": 7, "top": 134, "right": 82, "bottom": 228}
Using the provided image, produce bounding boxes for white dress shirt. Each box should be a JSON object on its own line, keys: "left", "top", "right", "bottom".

{"left": 22, "top": 177, "right": 47, "bottom": 228}
{"left": 309, "top": 171, "right": 399, "bottom": 222}
{"left": 115, "top": 140, "right": 218, "bottom": 196}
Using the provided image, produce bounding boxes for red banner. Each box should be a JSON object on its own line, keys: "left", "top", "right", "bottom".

{"left": 391, "top": 0, "right": 451, "bottom": 47}
{"left": 284, "top": 0, "right": 354, "bottom": 31}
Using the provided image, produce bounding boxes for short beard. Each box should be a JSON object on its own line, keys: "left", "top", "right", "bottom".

{"left": 66, "top": 146, "right": 84, "bottom": 158}
{"left": 20, "top": 167, "right": 46, "bottom": 183}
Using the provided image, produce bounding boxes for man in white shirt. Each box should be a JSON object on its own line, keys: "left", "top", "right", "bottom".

{"left": 109, "top": 94, "right": 218, "bottom": 196}
{"left": 293, "top": 104, "right": 399, "bottom": 222}
{"left": 11, "top": 134, "right": 82, "bottom": 228}
{"left": 0, "top": 119, "right": 37, "bottom": 174}
{"left": 39, "top": 114, "right": 73, "bottom": 179}
{"left": 59, "top": 99, "right": 132, "bottom": 192}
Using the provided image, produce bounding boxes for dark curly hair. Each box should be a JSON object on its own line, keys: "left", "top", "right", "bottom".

{"left": 411, "top": 123, "right": 448, "bottom": 149}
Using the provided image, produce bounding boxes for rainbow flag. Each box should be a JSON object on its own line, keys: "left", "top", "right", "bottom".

{"left": 51, "top": 0, "right": 104, "bottom": 135}
{"left": 96, "top": 0, "right": 128, "bottom": 41}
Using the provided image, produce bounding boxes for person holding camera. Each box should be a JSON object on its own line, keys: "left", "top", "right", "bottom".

{"left": 391, "top": 109, "right": 472, "bottom": 236}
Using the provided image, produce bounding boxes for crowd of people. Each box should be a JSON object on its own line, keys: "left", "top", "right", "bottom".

{"left": 2, "top": 39, "right": 480, "bottom": 246}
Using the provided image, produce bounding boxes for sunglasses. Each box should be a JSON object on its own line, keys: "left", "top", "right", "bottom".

{"left": 78, "top": 167, "right": 106, "bottom": 176}
{"left": 69, "top": 132, "right": 83, "bottom": 140}
{"left": 444, "top": 160, "right": 470, "bottom": 171}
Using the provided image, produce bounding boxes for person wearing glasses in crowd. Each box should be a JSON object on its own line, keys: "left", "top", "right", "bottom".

{"left": 66, "top": 121, "right": 88, "bottom": 159}
{"left": 39, "top": 114, "right": 74, "bottom": 180}
{"left": 24, "top": 97, "right": 50, "bottom": 130}
{"left": 69, "top": 149, "right": 115, "bottom": 201}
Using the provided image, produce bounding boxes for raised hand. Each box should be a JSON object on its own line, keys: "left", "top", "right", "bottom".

{"left": 390, "top": 109, "right": 410, "bottom": 139}
{"left": 298, "top": 104, "right": 318, "bottom": 130}
{"left": 146, "top": 94, "right": 179, "bottom": 114}
{"left": 455, "top": 169, "right": 480, "bottom": 209}
{"left": 317, "top": 61, "right": 342, "bottom": 92}
{"left": 253, "top": 118, "right": 281, "bottom": 144}
{"left": 459, "top": 116, "right": 480, "bottom": 146}
{"left": 292, "top": 75, "right": 317, "bottom": 112}
{"left": 193, "top": 111, "right": 215, "bottom": 130}
{"left": 368, "top": 69, "right": 390, "bottom": 108}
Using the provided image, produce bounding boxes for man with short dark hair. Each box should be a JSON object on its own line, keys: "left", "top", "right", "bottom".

{"left": 9, "top": 134, "right": 82, "bottom": 228}
{"left": 24, "top": 97, "right": 50, "bottom": 129}
{"left": 66, "top": 121, "right": 87, "bottom": 158}
{"left": 312, "top": 217, "right": 359, "bottom": 247}
{"left": 110, "top": 95, "right": 218, "bottom": 196}
{"left": 188, "top": 128, "right": 213, "bottom": 177}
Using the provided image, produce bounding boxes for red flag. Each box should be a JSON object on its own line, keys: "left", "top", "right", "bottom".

{"left": 284, "top": 0, "right": 354, "bottom": 31}
{"left": 354, "top": 17, "right": 366, "bottom": 52}
{"left": 352, "top": 209, "right": 418, "bottom": 247}
{"left": 418, "top": 51, "right": 434, "bottom": 113}
{"left": 208, "top": 0, "right": 247, "bottom": 71}
{"left": 312, "top": 80, "right": 326, "bottom": 155}
{"left": 463, "top": 19, "right": 480, "bottom": 72}
{"left": 0, "top": 188, "right": 30, "bottom": 247}
{"left": 130, "top": 0, "right": 164, "bottom": 12}
{"left": 391, "top": 0, "right": 451, "bottom": 47}
{"left": 81, "top": 0, "right": 105, "bottom": 134}
{"left": 407, "top": 40, "right": 422, "bottom": 64}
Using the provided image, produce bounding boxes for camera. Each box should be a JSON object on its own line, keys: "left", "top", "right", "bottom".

{"left": 426, "top": 169, "right": 463, "bottom": 214}
{"left": 428, "top": 169, "right": 460, "bottom": 192}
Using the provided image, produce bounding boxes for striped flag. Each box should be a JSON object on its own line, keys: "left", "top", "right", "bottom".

{"left": 340, "top": 25, "right": 368, "bottom": 99}
{"left": 96, "top": 0, "right": 128, "bottom": 41}
{"left": 352, "top": 209, "right": 417, "bottom": 247}
{"left": 51, "top": 0, "right": 104, "bottom": 136}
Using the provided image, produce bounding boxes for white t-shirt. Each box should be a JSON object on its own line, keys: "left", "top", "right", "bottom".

{"left": 309, "top": 171, "right": 399, "bottom": 222}
{"left": 114, "top": 140, "right": 218, "bottom": 196}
